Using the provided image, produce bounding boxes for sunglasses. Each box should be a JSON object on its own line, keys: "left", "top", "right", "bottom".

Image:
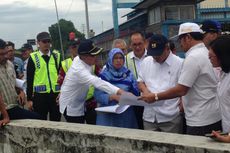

{"left": 41, "top": 40, "right": 51, "bottom": 44}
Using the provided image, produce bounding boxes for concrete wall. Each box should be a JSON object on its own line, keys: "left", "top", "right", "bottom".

{"left": 0, "top": 120, "right": 230, "bottom": 153}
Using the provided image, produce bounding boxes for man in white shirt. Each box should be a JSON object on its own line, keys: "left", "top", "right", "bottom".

{"left": 59, "top": 39, "right": 123, "bottom": 123}
{"left": 126, "top": 31, "right": 147, "bottom": 129}
{"left": 21, "top": 43, "right": 33, "bottom": 81}
{"left": 139, "top": 23, "right": 221, "bottom": 136}
{"left": 138, "top": 34, "right": 183, "bottom": 133}
{"left": 201, "top": 20, "right": 222, "bottom": 80}
{"left": 126, "top": 32, "right": 147, "bottom": 79}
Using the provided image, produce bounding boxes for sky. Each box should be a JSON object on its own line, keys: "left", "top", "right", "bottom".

{"left": 0, "top": 0, "right": 132, "bottom": 48}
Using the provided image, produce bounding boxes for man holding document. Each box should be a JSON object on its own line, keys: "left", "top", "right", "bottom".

{"left": 59, "top": 40, "right": 124, "bottom": 124}
{"left": 138, "top": 23, "right": 221, "bottom": 136}
{"left": 137, "top": 34, "right": 184, "bottom": 133}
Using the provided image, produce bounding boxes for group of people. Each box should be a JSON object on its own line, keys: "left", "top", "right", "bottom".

{"left": 0, "top": 19, "right": 230, "bottom": 143}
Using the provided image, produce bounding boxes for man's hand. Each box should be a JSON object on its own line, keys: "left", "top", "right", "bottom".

{"left": 212, "top": 131, "right": 230, "bottom": 143}
{"left": 0, "top": 117, "right": 10, "bottom": 127}
{"left": 138, "top": 82, "right": 151, "bottom": 95}
{"left": 56, "top": 93, "right": 60, "bottom": 106}
{"left": 17, "top": 90, "right": 26, "bottom": 106}
{"left": 116, "top": 89, "right": 125, "bottom": 95}
{"left": 138, "top": 92, "right": 155, "bottom": 103}
{"left": 0, "top": 94, "right": 10, "bottom": 127}
{"left": 109, "top": 94, "right": 120, "bottom": 102}
{"left": 179, "top": 97, "right": 184, "bottom": 112}
{"left": 27, "top": 100, "right": 33, "bottom": 111}
{"left": 142, "top": 90, "right": 151, "bottom": 95}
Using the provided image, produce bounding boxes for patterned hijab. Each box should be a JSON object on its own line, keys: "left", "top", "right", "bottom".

{"left": 103, "top": 48, "right": 129, "bottom": 81}
{"left": 100, "top": 48, "right": 139, "bottom": 96}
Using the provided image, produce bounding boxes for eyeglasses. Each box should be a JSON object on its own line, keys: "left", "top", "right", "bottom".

{"left": 41, "top": 40, "right": 51, "bottom": 44}
{"left": 132, "top": 42, "right": 144, "bottom": 47}
{"left": 178, "top": 34, "right": 189, "bottom": 42}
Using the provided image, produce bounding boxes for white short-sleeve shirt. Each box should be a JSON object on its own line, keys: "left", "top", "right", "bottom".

{"left": 218, "top": 72, "right": 230, "bottom": 133}
{"left": 178, "top": 43, "right": 221, "bottom": 126}
{"left": 126, "top": 50, "right": 147, "bottom": 77}
{"left": 138, "top": 52, "right": 183, "bottom": 123}
{"left": 59, "top": 56, "right": 119, "bottom": 117}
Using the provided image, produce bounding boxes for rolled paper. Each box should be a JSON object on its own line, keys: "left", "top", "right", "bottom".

{"left": 16, "top": 79, "right": 27, "bottom": 90}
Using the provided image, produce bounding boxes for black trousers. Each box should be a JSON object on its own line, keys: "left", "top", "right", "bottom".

{"left": 0, "top": 106, "right": 41, "bottom": 120}
{"left": 33, "top": 92, "right": 61, "bottom": 121}
{"left": 186, "top": 120, "right": 222, "bottom": 136}
{"left": 85, "top": 107, "right": 96, "bottom": 125}
{"left": 63, "top": 108, "right": 96, "bottom": 124}
{"left": 134, "top": 106, "right": 144, "bottom": 129}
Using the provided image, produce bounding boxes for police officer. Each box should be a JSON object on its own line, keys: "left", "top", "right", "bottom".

{"left": 26, "top": 32, "right": 61, "bottom": 121}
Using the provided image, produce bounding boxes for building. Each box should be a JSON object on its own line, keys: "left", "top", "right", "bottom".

{"left": 199, "top": 0, "right": 230, "bottom": 19}
{"left": 198, "top": 0, "right": 230, "bottom": 31}
{"left": 91, "top": 0, "right": 230, "bottom": 61}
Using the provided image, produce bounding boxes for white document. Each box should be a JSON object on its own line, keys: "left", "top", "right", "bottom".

{"left": 16, "top": 79, "right": 26, "bottom": 90}
{"left": 95, "top": 104, "right": 130, "bottom": 114}
{"left": 119, "top": 93, "right": 152, "bottom": 106}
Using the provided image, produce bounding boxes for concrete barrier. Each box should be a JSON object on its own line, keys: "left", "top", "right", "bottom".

{"left": 0, "top": 120, "right": 230, "bottom": 153}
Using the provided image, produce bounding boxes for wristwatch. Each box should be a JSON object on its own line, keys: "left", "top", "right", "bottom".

{"left": 154, "top": 93, "right": 158, "bottom": 101}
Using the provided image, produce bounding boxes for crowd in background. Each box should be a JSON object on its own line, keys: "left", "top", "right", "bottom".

{"left": 0, "top": 19, "right": 230, "bottom": 143}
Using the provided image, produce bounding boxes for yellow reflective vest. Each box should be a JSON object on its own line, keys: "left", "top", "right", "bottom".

{"left": 61, "top": 58, "right": 72, "bottom": 73}
{"left": 125, "top": 53, "right": 138, "bottom": 79}
{"left": 30, "top": 50, "right": 61, "bottom": 93}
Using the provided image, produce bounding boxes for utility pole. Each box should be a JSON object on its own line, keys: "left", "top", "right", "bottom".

{"left": 84, "top": 0, "right": 90, "bottom": 38}
{"left": 101, "top": 21, "right": 104, "bottom": 32}
{"left": 112, "top": 0, "right": 119, "bottom": 38}
{"left": 81, "top": 24, "right": 85, "bottom": 35}
{"left": 54, "top": 0, "right": 64, "bottom": 60}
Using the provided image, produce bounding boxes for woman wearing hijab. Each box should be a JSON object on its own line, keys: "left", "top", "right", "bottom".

{"left": 94, "top": 48, "right": 139, "bottom": 128}
{"left": 208, "top": 35, "right": 230, "bottom": 142}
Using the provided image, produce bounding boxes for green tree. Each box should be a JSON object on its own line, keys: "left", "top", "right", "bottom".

{"left": 49, "top": 19, "right": 85, "bottom": 56}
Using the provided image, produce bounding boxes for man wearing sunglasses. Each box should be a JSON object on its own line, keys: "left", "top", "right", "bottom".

{"left": 26, "top": 32, "right": 61, "bottom": 121}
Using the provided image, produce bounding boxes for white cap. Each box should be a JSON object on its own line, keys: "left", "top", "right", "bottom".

{"left": 178, "top": 22, "right": 203, "bottom": 36}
